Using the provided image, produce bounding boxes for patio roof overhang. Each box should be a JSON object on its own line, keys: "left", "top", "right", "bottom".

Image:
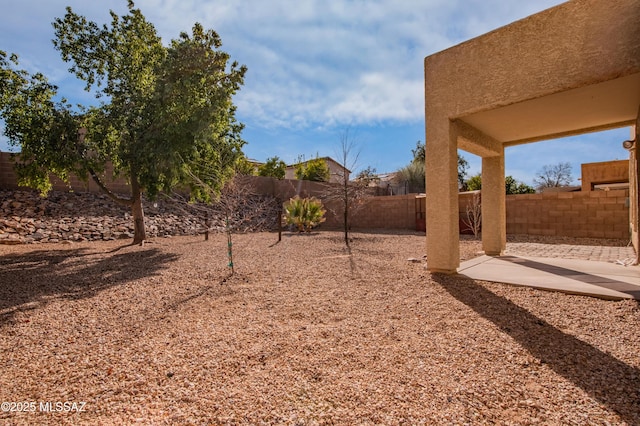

{"left": 459, "top": 72, "right": 640, "bottom": 150}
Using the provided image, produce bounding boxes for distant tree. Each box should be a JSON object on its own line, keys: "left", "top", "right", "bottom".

{"left": 411, "top": 140, "right": 425, "bottom": 162}
{"left": 410, "top": 140, "right": 469, "bottom": 190}
{"left": 395, "top": 161, "right": 425, "bottom": 193}
{"left": 466, "top": 174, "right": 483, "bottom": 191}
{"left": 457, "top": 155, "right": 469, "bottom": 189}
{"left": 505, "top": 176, "right": 535, "bottom": 194}
{"left": 295, "top": 157, "right": 330, "bottom": 182}
{"left": 235, "top": 156, "right": 256, "bottom": 176}
{"left": 533, "top": 162, "right": 573, "bottom": 190}
{"left": 464, "top": 174, "right": 535, "bottom": 194}
{"left": 0, "top": 3, "right": 246, "bottom": 245}
{"left": 258, "top": 156, "right": 286, "bottom": 179}
{"left": 355, "top": 166, "right": 379, "bottom": 185}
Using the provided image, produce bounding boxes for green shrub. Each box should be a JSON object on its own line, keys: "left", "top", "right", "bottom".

{"left": 235, "top": 156, "right": 256, "bottom": 176}
{"left": 284, "top": 196, "right": 326, "bottom": 232}
{"left": 258, "top": 156, "right": 286, "bottom": 179}
{"left": 295, "top": 157, "right": 330, "bottom": 182}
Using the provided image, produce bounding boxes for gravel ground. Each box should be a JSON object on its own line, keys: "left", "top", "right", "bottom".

{"left": 0, "top": 231, "right": 638, "bottom": 425}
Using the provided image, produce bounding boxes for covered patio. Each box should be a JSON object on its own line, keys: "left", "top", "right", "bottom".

{"left": 424, "top": 0, "right": 640, "bottom": 274}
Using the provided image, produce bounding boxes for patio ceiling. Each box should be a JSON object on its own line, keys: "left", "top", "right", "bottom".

{"left": 458, "top": 72, "right": 640, "bottom": 147}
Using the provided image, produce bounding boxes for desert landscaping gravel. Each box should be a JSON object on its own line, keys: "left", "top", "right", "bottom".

{"left": 0, "top": 231, "right": 638, "bottom": 425}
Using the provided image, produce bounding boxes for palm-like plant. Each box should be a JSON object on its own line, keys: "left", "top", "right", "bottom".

{"left": 303, "top": 198, "right": 326, "bottom": 231}
{"left": 284, "top": 196, "right": 326, "bottom": 232}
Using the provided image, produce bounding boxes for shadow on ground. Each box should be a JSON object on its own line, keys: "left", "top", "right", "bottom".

{"left": 499, "top": 255, "right": 640, "bottom": 299}
{"left": 433, "top": 274, "right": 640, "bottom": 425}
{"left": 0, "top": 247, "right": 178, "bottom": 324}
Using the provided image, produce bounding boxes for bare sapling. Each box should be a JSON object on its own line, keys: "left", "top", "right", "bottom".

{"left": 462, "top": 191, "right": 482, "bottom": 239}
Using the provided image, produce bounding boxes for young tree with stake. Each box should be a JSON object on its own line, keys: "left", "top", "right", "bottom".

{"left": 323, "top": 127, "right": 370, "bottom": 247}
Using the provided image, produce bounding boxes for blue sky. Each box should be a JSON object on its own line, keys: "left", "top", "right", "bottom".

{"left": 0, "top": 0, "right": 632, "bottom": 187}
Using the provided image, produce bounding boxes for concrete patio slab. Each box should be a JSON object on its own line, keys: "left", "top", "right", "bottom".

{"left": 458, "top": 255, "right": 640, "bottom": 300}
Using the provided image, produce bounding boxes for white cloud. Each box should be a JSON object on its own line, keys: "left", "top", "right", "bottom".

{"left": 0, "top": 0, "right": 566, "bottom": 133}
{"left": 328, "top": 72, "right": 424, "bottom": 123}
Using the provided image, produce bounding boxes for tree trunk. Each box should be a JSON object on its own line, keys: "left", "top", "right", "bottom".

{"left": 344, "top": 204, "right": 349, "bottom": 246}
{"left": 343, "top": 185, "right": 349, "bottom": 247}
{"left": 131, "top": 175, "right": 146, "bottom": 245}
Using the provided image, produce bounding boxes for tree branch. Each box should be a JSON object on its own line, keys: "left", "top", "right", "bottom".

{"left": 88, "top": 167, "right": 133, "bottom": 207}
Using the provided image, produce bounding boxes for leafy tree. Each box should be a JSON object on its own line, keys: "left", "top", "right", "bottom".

{"left": 258, "top": 156, "right": 286, "bottom": 179}
{"left": 235, "top": 156, "right": 256, "bottom": 176}
{"left": 408, "top": 140, "right": 469, "bottom": 190}
{"left": 457, "top": 155, "right": 469, "bottom": 189}
{"left": 295, "top": 157, "right": 330, "bottom": 182}
{"left": 533, "top": 162, "right": 573, "bottom": 190}
{"left": 464, "top": 174, "right": 536, "bottom": 194}
{"left": 411, "top": 140, "right": 425, "bottom": 163}
{"left": 466, "top": 173, "right": 482, "bottom": 191}
{"left": 505, "top": 176, "right": 535, "bottom": 194}
{"left": 0, "top": 2, "right": 247, "bottom": 244}
{"left": 0, "top": 52, "right": 82, "bottom": 192}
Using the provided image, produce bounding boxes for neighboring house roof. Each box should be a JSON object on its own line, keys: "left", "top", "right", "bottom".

{"left": 375, "top": 172, "right": 398, "bottom": 182}
{"left": 285, "top": 156, "right": 351, "bottom": 174}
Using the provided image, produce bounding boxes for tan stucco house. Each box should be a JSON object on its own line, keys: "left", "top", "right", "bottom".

{"left": 424, "top": 0, "right": 640, "bottom": 273}
{"left": 284, "top": 157, "right": 350, "bottom": 184}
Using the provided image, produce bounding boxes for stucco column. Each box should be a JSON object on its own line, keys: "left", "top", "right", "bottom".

{"left": 425, "top": 121, "right": 460, "bottom": 273}
{"left": 481, "top": 148, "right": 506, "bottom": 256}
{"left": 632, "top": 146, "right": 639, "bottom": 264}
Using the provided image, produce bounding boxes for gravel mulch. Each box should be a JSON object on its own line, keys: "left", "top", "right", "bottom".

{"left": 0, "top": 231, "right": 638, "bottom": 425}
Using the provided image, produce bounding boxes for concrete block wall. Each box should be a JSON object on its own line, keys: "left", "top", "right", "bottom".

{"left": 506, "top": 189, "right": 630, "bottom": 239}
{"left": 348, "top": 190, "right": 630, "bottom": 239}
{"left": 1, "top": 159, "right": 630, "bottom": 239}
{"left": 352, "top": 195, "right": 416, "bottom": 229}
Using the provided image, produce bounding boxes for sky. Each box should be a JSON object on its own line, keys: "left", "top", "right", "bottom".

{"left": 0, "top": 0, "right": 633, "bottom": 187}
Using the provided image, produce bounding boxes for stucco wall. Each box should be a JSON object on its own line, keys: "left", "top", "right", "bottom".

{"left": 581, "top": 160, "right": 629, "bottom": 191}
{"left": 424, "top": 0, "right": 640, "bottom": 272}
{"left": 0, "top": 152, "right": 130, "bottom": 194}
{"left": 425, "top": 0, "right": 640, "bottom": 121}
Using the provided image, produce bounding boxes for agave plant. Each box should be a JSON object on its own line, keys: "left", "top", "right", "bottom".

{"left": 284, "top": 196, "right": 326, "bottom": 232}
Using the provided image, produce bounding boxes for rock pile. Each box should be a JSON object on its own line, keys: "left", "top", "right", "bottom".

{"left": 0, "top": 190, "right": 280, "bottom": 244}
